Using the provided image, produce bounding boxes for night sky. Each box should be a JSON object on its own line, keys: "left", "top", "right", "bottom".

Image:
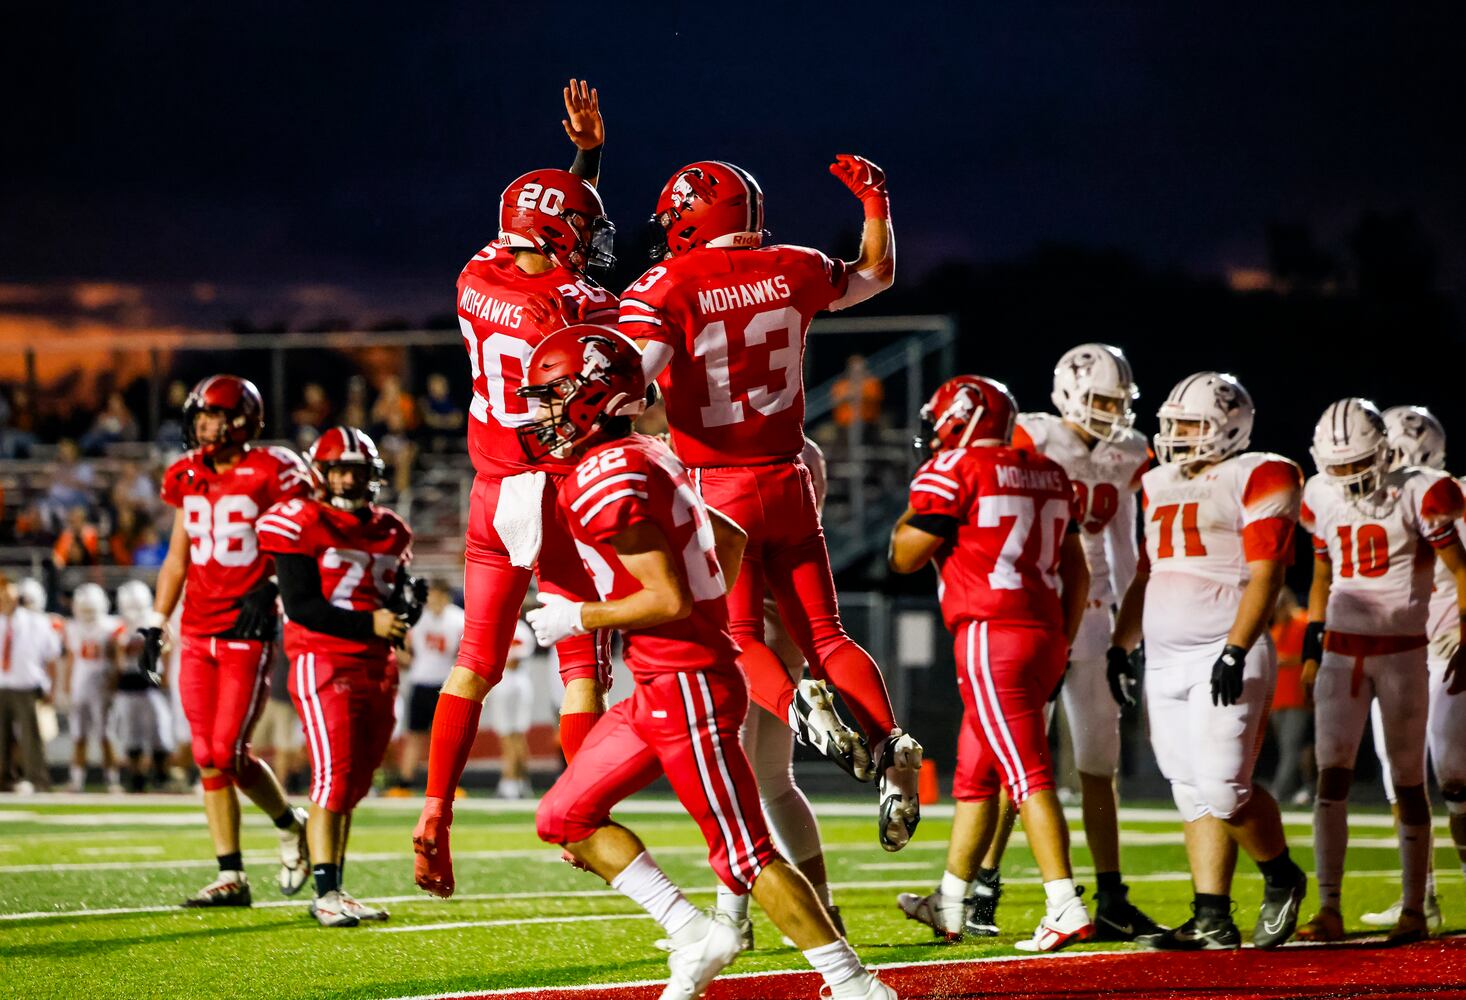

{"left": 4, "top": 2, "right": 1465, "bottom": 321}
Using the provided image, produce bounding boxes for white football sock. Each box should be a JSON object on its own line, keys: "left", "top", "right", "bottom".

{"left": 104, "top": 767, "right": 120, "bottom": 787}
{"left": 715, "top": 884, "right": 750, "bottom": 922}
{"left": 940, "top": 870, "right": 973, "bottom": 927}
{"left": 803, "top": 938, "right": 863, "bottom": 989}
{"left": 1314, "top": 799, "right": 1348, "bottom": 910}
{"left": 1042, "top": 877, "right": 1079, "bottom": 916}
{"left": 1426, "top": 865, "right": 1437, "bottom": 898}
{"left": 1399, "top": 822, "right": 1431, "bottom": 913}
{"left": 69, "top": 764, "right": 84, "bottom": 788}
{"left": 610, "top": 852, "right": 699, "bottom": 938}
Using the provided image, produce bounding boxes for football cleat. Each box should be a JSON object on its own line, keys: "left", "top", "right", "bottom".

{"left": 182, "top": 871, "right": 252, "bottom": 908}
{"left": 897, "top": 889, "right": 964, "bottom": 942}
{"left": 339, "top": 891, "right": 389, "bottom": 922}
{"left": 278, "top": 805, "right": 310, "bottom": 896}
{"left": 1362, "top": 894, "right": 1443, "bottom": 931}
{"left": 660, "top": 915, "right": 752, "bottom": 954}
{"left": 1294, "top": 907, "right": 1345, "bottom": 943}
{"left": 659, "top": 911, "right": 745, "bottom": 1000}
{"left": 1014, "top": 895, "right": 1093, "bottom": 953}
{"left": 821, "top": 969, "right": 898, "bottom": 999}
{"left": 874, "top": 731, "right": 922, "bottom": 852}
{"left": 789, "top": 680, "right": 871, "bottom": 781}
{"left": 1253, "top": 871, "right": 1307, "bottom": 949}
{"left": 1385, "top": 908, "right": 1431, "bottom": 946}
{"left": 310, "top": 890, "right": 360, "bottom": 928}
{"left": 964, "top": 871, "right": 1002, "bottom": 937}
{"left": 1093, "top": 884, "right": 1166, "bottom": 941}
{"left": 1142, "top": 905, "right": 1241, "bottom": 951}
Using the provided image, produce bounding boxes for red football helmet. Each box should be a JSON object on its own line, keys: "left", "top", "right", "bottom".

{"left": 651, "top": 161, "right": 765, "bottom": 260}
{"left": 499, "top": 168, "right": 615, "bottom": 275}
{"left": 516, "top": 325, "right": 645, "bottom": 460}
{"left": 919, "top": 376, "right": 1018, "bottom": 453}
{"left": 183, "top": 374, "right": 264, "bottom": 454}
{"left": 307, "top": 426, "right": 385, "bottom": 510}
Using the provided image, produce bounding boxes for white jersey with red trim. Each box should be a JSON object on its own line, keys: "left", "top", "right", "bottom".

{"left": 65, "top": 615, "right": 121, "bottom": 692}
{"left": 1427, "top": 482, "right": 1466, "bottom": 642}
{"left": 1301, "top": 466, "right": 1464, "bottom": 638}
{"left": 1014, "top": 413, "right": 1149, "bottom": 606}
{"left": 406, "top": 603, "right": 465, "bottom": 686}
{"left": 1140, "top": 452, "right": 1302, "bottom": 661}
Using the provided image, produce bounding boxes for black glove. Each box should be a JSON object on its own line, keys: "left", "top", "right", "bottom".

{"left": 1106, "top": 645, "right": 1139, "bottom": 707}
{"left": 1211, "top": 644, "right": 1248, "bottom": 706}
{"left": 388, "top": 571, "right": 429, "bottom": 628}
{"left": 137, "top": 627, "right": 164, "bottom": 687}
{"left": 1302, "top": 621, "right": 1325, "bottom": 665}
{"left": 232, "top": 579, "right": 280, "bottom": 640}
{"left": 1049, "top": 662, "right": 1070, "bottom": 703}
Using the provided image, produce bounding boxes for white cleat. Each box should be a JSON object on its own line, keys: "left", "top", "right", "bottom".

{"left": 277, "top": 806, "right": 310, "bottom": 896}
{"left": 1361, "top": 893, "right": 1444, "bottom": 932}
{"left": 789, "top": 679, "right": 871, "bottom": 781}
{"left": 339, "top": 890, "right": 389, "bottom": 922}
{"left": 656, "top": 915, "right": 751, "bottom": 953}
{"left": 1014, "top": 896, "right": 1094, "bottom": 953}
{"left": 897, "top": 889, "right": 963, "bottom": 942}
{"left": 823, "top": 969, "right": 899, "bottom": 999}
{"left": 309, "top": 890, "right": 360, "bottom": 928}
{"left": 875, "top": 731, "right": 922, "bottom": 852}
{"left": 181, "top": 870, "right": 252, "bottom": 908}
{"left": 659, "top": 911, "right": 745, "bottom": 1000}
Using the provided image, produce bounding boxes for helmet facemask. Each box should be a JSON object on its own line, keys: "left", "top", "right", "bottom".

{"left": 1068, "top": 386, "right": 1136, "bottom": 442}
{"left": 1314, "top": 444, "right": 1390, "bottom": 501}
{"left": 1154, "top": 414, "right": 1226, "bottom": 469}
{"left": 318, "top": 460, "right": 382, "bottom": 511}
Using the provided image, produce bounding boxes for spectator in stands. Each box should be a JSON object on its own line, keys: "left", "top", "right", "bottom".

{"left": 52, "top": 506, "right": 101, "bottom": 568}
{"left": 0, "top": 579, "right": 61, "bottom": 793}
{"left": 290, "top": 382, "right": 332, "bottom": 435}
{"left": 155, "top": 380, "right": 190, "bottom": 450}
{"left": 1268, "top": 588, "right": 1314, "bottom": 805}
{"left": 340, "top": 375, "right": 369, "bottom": 430}
{"left": 79, "top": 392, "right": 139, "bottom": 455}
{"left": 46, "top": 440, "right": 96, "bottom": 513}
{"left": 131, "top": 524, "right": 168, "bottom": 568}
{"left": 417, "top": 373, "right": 464, "bottom": 453}
{"left": 0, "top": 387, "right": 37, "bottom": 459}
{"left": 829, "top": 353, "right": 884, "bottom": 444}
{"left": 109, "top": 506, "right": 147, "bottom": 566}
{"left": 110, "top": 460, "right": 157, "bottom": 516}
{"left": 371, "top": 374, "right": 418, "bottom": 437}
{"left": 377, "top": 410, "right": 417, "bottom": 495}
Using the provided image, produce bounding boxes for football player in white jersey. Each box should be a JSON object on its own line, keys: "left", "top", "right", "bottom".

{"left": 1112, "top": 372, "right": 1308, "bottom": 951}
{"left": 967, "top": 344, "right": 1161, "bottom": 940}
{"left": 1361, "top": 405, "right": 1453, "bottom": 930}
{"left": 1297, "top": 398, "right": 1466, "bottom": 945}
{"left": 110, "top": 580, "right": 174, "bottom": 791}
{"left": 62, "top": 583, "right": 123, "bottom": 793}
{"left": 397, "top": 580, "right": 465, "bottom": 793}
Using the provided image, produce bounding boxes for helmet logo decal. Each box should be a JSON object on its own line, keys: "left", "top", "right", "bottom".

{"left": 670, "top": 169, "right": 717, "bottom": 213}
{"left": 1213, "top": 382, "right": 1241, "bottom": 414}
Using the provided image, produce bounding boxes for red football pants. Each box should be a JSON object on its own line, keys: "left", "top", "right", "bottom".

{"left": 952, "top": 620, "right": 1066, "bottom": 805}
{"left": 460, "top": 470, "right": 610, "bottom": 688}
{"left": 288, "top": 649, "right": 397, "bottom": 813}
{"left": 694, "top": 461, "right": 895, "bottom": 741}
{"left": 536, "top": 667, "right": 778, "bottom": 893}
{"left": 177, "top": 635, "right": 271, "bottom": 782}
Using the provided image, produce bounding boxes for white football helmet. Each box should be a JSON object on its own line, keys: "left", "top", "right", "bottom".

{"left": 1382, "top": 405, "right": 1446, "bottom": 471}
{"left": 71, "top": 582, "right": 109, "bottom": 623}
{"left": 1051, "top": 343, "right": 1138, "bottom": 442}
{"left": 1153, "top": 372, "right": 1254, "bottom": 469}
{"left": 17, "top": 578, "right": 46, "bottom": 612}
{"left": 1312, "top": 398, "right": 1390, "bottom": 499}
{"left": 115, "top": 580, "right": 155, "bottom": 629}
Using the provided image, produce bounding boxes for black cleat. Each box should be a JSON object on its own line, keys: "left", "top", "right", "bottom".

{"left": 1093, "top": 885, "right": 1167, "bottom": 941}
{"left": 1253, "top": 871, "right": 1307, "bottom": 949}
{"left": 963, "top": 871, "right": 1001, "bottom": 937}
{"left": 1139, "top": 905, "right": 1240, "bottom": 951}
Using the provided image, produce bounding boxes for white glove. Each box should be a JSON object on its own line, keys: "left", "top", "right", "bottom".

{"left": 527, "top": 594, "right": 587, "bottom": 648}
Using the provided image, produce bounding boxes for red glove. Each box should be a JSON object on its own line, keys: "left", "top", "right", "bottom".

{"left": 413, "top": 796, "right": 456, "bottom": 898}
{"left": 829, "top": 154, "right": 890, "bottom": 220}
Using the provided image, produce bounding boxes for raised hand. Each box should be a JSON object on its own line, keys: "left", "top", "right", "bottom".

{"left": 562, "top": 79, "right": 603, "bottom": 151}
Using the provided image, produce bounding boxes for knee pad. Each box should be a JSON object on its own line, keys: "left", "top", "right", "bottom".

{"left": 1169, "top": 780, "right": 1206, "bottom": 823}
{"left": 1196, "top": 779, "right": 1249, "bottom": 820}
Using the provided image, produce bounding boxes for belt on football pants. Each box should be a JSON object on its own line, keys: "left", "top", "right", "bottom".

{"left": 1324, "top": 631, "right": 1427, "bottom": 697}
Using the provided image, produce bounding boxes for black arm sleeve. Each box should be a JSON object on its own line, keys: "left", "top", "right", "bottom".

{"left": 906, "top": 512, "right": 960, "bottom": 540}
{"left": 570, "top": 144, "right": 602, "bottom": 182}
{"left": 274, "top": 553, "right": 378, "bottom": 643}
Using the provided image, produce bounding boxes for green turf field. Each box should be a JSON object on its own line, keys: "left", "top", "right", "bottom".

{"left": 0, "top": 794, "right": 1454, "bottom": 999}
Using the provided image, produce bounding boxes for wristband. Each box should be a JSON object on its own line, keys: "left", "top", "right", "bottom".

{"left": 861, "top": 191, "right": 890, "bottom": 221}
{"left": 571, "top": 144, "right": 603, "bottom": 180}
{"left": 1302, "top": 621, "right": 1326, "bottom": 663}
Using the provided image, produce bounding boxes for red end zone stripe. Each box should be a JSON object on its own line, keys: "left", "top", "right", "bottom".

{"left": 403, "top": 936, "right": 1466, "bottom": 1000}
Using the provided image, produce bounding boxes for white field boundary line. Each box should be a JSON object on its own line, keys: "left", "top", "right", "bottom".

{"left": 0, "top": 870, "right": 1424, "bottom": 925}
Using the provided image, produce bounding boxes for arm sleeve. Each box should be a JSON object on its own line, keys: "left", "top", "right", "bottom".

{"left": 907, "top": 512, "right": 959, "bottom": 539}
{"left": 275, "top": 553, "right": 377, "bottom": 643}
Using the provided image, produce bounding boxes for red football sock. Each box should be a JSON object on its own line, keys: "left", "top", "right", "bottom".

{"left": 559, "top": 712, "right": 601, "bottom": 763}
{"left": 820, "top": 639, "right": 897, "bottom": 742}
{"left": 735, "top": 642, "right": 799, "bottom": 721}
{"left": 425, "top": 693, "right": 482, "bottom": 800}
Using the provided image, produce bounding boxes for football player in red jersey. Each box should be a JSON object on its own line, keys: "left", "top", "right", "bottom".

{"left": 620, "top": 156, "right": 922, "bottom": 851}
{"left": 889, "top": 376, "right": 1095, "bottom": 953}
{"left": 521, "top": 326, "right": 896, "bottom": 1000}
{"left": 413, "top": 81, "right": 621, "bottom": 896}
{"left": 140, "top": 375, "right": 312, "bottom": 907}
{"left": 258, "top": 427, "right": 422, "bottom": 927}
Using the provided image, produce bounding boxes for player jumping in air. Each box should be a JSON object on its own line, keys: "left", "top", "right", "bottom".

{"left": 142, "top": 374, "right": 312, "bottom": 907}
{"left": 889, "top": 375, "right": 1095, "bottom": 952}
{"left": 621, "top": 154, "right": 922, "bottom": 850}
{"left": 522, "top": 325, "right": 897, "bottom": 1000}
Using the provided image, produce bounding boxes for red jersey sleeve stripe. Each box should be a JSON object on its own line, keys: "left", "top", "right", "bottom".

{"left": 569, "top": 473, "right": 649, "bottom": 512}
{"left": 579, "top": 489, "right": 650, "bottom": 526}
{"left": 620, "top": 298, "right": 659, "bottom": 313}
